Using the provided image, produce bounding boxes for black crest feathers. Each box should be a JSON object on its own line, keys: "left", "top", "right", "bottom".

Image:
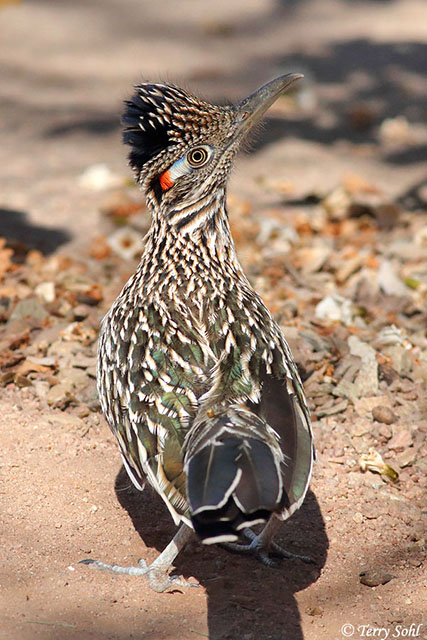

{"left": 122, "top": 82, "right": 232, "bottom": 176}
{"left": 123, "top": 84, "right": 178, "bottom": 170}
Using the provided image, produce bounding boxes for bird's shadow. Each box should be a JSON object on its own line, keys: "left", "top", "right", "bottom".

{"left": 115, "top": 466, "right": 328, "bottom": 640}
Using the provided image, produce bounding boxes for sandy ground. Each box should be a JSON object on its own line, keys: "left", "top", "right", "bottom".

{"left": 1, "top": 1, "right": 426, "bottom": 639}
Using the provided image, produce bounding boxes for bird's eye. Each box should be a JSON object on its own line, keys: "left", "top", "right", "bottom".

{"left": 186, "top": 146, "right": 211, "bottom": 168}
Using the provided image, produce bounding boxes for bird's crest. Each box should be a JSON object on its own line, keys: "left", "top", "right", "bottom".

{"left": 123, "top": 83, "right": 233, "bottom": 177}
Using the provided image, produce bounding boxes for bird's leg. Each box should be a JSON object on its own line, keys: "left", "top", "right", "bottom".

{"left": 80, "top": 523, "right": 198, "bottom": 592}
{"left": 219, "top": 517, "right": 315, "bottom": 567}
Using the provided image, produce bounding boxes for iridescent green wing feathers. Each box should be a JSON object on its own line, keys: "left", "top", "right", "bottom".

{"left": 98, "top": 292, "right": 216, "bottom": 523}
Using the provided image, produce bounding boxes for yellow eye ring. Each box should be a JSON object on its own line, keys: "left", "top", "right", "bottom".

{"left": 187, "top": 146, "right": 210, "bottom": 168}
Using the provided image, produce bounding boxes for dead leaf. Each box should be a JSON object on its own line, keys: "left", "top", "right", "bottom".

{"left": 359, "top": 448, "right": 399, "bottom": 482}
{"left": 15, "top": 358, "right": 55, "bottom": 376}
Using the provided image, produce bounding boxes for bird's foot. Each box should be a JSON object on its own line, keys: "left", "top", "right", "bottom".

{"left": 219, "top": 527, "right": 315, "bottom": 568}
{"left": 80, "top": 523, "right": 197, "bottom": 592}
{"left": 79, "top": 557, "right": 199, "bottom": 592}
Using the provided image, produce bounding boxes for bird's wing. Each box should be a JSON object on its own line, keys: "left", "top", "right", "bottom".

{"left": 98, "top": 297, "right": 216, "bottom": 524}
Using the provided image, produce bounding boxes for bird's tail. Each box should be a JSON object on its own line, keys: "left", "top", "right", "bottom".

{"left": 184, "top": 405, "right": 287, "bottom": 544}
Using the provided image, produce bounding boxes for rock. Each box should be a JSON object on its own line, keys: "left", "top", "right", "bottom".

{"left": 348, "top": 335, "right": 375, "bottom": 360}
{"left": 407, "top": 557, "right": 423, "bottom": 568}
{"left": 378, "top": 260, "right": 408, "bottom": 296}
{"left": 374, "top": 324, "right": 408, "bottom": 349}
{"left": 9, "top": 298, "right": 48, "bottom": 324}
{"left": 350, "top": 419, "right": 371, "bottom": 437}
{"left": 378, "top": 424, "right": 392, "bottom": 439}
{"left": 46, "top": 382, "right": 75, "bottom": 408}
{"left": 56, "top": 300, "right": 73, "bottom": 318}
{"left": 378, "top": 363, "right": 399, "bottom": 385}
{"left": 72, "top": 354, "right": 97, "bottom": 370}
{"left": 382, "top": 345, "right": 413, "bottom": 376}
{"left": 396, "top": 448, "right": 417, "bottom": 468}
{"left": 387, "top": 429, "right": 413, "bottom": 451}
{"left": 47, "top": 339, "right": 80, "bottom": 366}
{"left": 315, "top": 294, "right": 354, "bottom": 325}
{"left": 61, "top": 366, "right": 91, "bottom": 390}
{"left": 322, "top": 186, "right": 351, "bottom": 220}
{"left": 73, "top": 304, "right": 90, "bottom": 320}
{"left": 32, "top": 379, "right": 51, "bottom": 399}
{"left": 355, "top": 397, "right": 388, "bottom": 418}
{"left": 333, "top": 378, "right": 359, "bottom": 404}
{"left": 360, "top": 569, "right": 395, "bottom": 587}
{"left": 316, "top": 399, "right": 348, "bottom": 417}
{"left": 372, "top": 406, "right": 398, "bottom": 425}
{"left": 348, "top": 335, "right": 379, "bottom": 395}
{"left": 334, "top": 354, "right": 360, "bottom": 382}
{"left": 35, "top": 281, "right": 56, "bottom": 303}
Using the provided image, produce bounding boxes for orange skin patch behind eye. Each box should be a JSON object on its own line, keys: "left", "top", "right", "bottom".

{"left": 160, "top": 170, "right": 174, "bottom": 191}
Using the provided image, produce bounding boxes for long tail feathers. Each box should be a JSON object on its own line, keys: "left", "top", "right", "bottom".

{"left": 184, "top": 409, "right": 286, "bottom": 544}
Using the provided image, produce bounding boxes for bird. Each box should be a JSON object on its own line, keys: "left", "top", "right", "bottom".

{"left": 83, "top": 74, "right": 315, "bottom": 592}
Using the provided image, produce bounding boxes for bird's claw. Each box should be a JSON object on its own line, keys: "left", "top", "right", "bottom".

{"left": 219, "top": 527, "right": 315, "bottom": 567}
{"left": 79, "top": 557, "right": 199, "bottom": 592}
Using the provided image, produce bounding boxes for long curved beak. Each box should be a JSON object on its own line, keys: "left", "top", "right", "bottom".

{"left": 236, "top": 73, "right": 303, "bottom": 133}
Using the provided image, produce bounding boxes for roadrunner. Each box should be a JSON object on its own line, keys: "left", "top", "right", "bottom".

{"left": 84, "top": 74, "right": 314, "bottom": 591}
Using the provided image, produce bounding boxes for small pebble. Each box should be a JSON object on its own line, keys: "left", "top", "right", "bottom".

{"left": 360, "top": 569, "right": 395, "bottom": 587}
{"left": 378, "top": 424, "right": 392, "bottom": 439}
{"left": 35, "top": 281, "right": 56, "bottom": 303}
{"left": 9, "top": 298, "right": 48, "bottom": 324}
{"left": 387, "top": 429, "right": 413, "bottom": 450}
{"left": 46, "top": 382, "right": 74, "bottom": 407}
{"left": 407, "top": 557, "right": 422, "bottom": 568}
{"left": 396, "top": 448, "right": 417, "bottom": 468}
{"left": 73, "top": 304, "right": 90, "bottom": 320}
{"left": 372, "top": 405, "right": 397, "bottom": 425}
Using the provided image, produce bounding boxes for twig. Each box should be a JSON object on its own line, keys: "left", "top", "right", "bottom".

{"left": 25, "top": 620, "right": 76, "bottom": 629}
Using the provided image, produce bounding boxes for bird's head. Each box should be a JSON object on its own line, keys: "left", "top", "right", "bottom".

{"left": 123, "top": 74, "right": 302, "bottom": 217}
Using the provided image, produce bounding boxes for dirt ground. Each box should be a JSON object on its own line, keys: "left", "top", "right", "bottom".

{"left": 1, "top": 1, "right": 426, "bottom": 639}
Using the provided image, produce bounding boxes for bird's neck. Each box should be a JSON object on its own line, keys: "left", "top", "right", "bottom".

{"left": 141, "top": 187, "right": 245, "bottom": 287}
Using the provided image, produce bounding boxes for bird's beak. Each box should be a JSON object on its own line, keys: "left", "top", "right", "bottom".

{"left": 235, "top": 73, "right": 303, "bottom": 133}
